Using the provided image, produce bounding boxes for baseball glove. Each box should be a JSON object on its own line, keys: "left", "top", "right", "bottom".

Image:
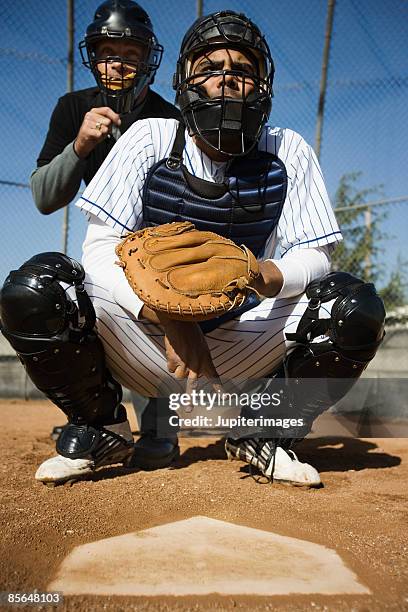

{"left": 115, "top": 221, "right": 260, "bottom": 321}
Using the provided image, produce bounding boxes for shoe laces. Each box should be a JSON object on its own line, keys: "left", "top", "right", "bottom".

{"left": 287, "top": 449, "right": 299, "bottom": 461}
{"left": 250, "top": 443, "right": 301, "bottom": 484}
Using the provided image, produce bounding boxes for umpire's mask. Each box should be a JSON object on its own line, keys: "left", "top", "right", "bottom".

{"left": 79, "top": 0, "right": 163, "bottom": 115}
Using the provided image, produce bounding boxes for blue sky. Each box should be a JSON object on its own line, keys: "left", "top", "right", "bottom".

{"left": 0, "top": 0, "right": 407, "bottom": 290}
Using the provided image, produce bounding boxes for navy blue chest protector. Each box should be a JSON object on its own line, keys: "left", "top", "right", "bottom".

{"left": 142, "top": 122, "right": 288, "bottom": 257}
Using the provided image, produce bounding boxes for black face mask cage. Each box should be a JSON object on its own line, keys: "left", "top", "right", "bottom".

{"left": 179, "top": 13, "right": 274, "bottom": 85}
{"left": 79, "top": 35, "right": 163, "bottom": 114}
{"left": 178, "top": 68, "right": 272, "bottom": 157}
{"left": 79, "top": 33, "right": 163, "bottom": 70}
{"left": 182, "top": 66, "right": 269, "bottom": 99}
{"left": 175, "top": 12, "right": 274, "bottom": 157}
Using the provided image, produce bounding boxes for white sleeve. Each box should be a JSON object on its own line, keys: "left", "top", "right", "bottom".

{"left": 82, "top": 215, "right": 145, "bottom": 319}
{"left": 270, "top": 245, "right": 332, "bottom": 299}
{"left": 277, "top": 135, "right": 342, "bottom": 255}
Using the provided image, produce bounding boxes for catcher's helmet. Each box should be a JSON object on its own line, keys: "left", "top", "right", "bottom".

{"left": 79, "top": 0, "right": 163, "bottom": 114}
{"left": 173, "top": 11, "right": 274, "bottom": 157}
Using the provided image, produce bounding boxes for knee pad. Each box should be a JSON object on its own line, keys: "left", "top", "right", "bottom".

{"left": 286, "top": 271, "right": 385, "bottom": 377}
{"left": 284, "top": 271, "right": 386, "bottom": 428}
{"left": 0, "top": 252, "right": 122, "bottom": 425}
{"left": 1, "top": 252, "right": 95, "bottom": 339}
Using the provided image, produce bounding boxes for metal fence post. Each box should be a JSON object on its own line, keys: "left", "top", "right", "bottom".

{"left": 62, "top": 0, "right": 75, "bottom": 254}
{"left": 315, "top": 0, "right": 336, "bottom": 160}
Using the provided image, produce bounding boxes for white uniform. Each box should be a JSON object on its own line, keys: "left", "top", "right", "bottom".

{"left": 76, "top": 118, "right": 342, "bottom": 397}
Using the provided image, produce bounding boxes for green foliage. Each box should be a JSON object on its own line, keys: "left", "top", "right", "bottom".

{"left": 378, "top": 262, "right": 408, "bottom": 311}
{"left": 332, "top": 172, "right": 385, "bottom": 283}
{"left": 332, "top": 172, "right": 407, "bottom": 309}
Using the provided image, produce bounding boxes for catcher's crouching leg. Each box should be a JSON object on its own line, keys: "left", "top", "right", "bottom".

{"left": 0, "top": 253, "right": 135, "bottom": 484}
{"left": 225, "top": 272, "right": 386, "bottom": 487}
{"left": 283, "top": 271, "right": 386, "bottom": 438}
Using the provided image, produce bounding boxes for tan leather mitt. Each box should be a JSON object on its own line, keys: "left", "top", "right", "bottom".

{"left": 115, "top": 221, "right": 260, "bottom": 321}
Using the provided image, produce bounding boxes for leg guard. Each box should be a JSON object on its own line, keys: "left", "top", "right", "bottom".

{"left": 284, "top": 271, "right": 386, "bottom": 434}
{"left": 0, "top": 252, "right": 123, "bottom": 427}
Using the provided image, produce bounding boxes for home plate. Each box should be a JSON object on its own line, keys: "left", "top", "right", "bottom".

{"left": 48, "top": 516, "right": 369, "bottom": 596}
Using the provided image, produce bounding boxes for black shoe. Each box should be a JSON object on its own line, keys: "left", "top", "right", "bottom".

{"left": 126, "top": 397, "right": 180, "bottom": 470}
{"left": 130, "top": 434, "right": 180, "bottom": 470}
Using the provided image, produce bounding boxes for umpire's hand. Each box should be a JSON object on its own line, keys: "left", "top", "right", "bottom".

{"left": 74, "top": 107, "right": 121, "bottom": 159}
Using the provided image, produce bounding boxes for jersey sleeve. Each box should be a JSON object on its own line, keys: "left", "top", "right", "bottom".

{"left": 76, "top": 119, "right": 156, "bottom": 235}
{"left": 277, "top": 134, "right": 342, "bottom": 255}
{"left": 76, "top": 118, "right": 179, "bottom": 235}
{"left": 82, "top": 215, "right": 146, "bottom": 319}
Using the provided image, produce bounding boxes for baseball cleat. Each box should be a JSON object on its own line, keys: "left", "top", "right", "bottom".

{"left": 35, "top": 456, "right": 95, "bottom": 484}
{"left": 132, "top": 397, "right": 180, "bottom": 470}
{"left": 35, "top": 420, "right": 135, "bottom": 485}
{"left": 225, "top": 437, "right": 321, "bottom": 487}
{"left": 130, "top": 434, "right": 180, "bottom": 470}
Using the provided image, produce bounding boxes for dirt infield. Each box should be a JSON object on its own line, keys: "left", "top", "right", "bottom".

{"left": 0, "top": 399, "right": 407, "bottom": 611}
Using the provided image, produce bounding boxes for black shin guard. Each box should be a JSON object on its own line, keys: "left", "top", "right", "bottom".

{"left": 0, "top": 252, "right": 123, "bottom": 426}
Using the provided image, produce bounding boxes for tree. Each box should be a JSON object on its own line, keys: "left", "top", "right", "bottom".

{"left": 331, "top": 172, "right": 385, "bottom": 283}
{"left": 332, "top": 172, "right": 407, "bottom": 310}
{"left": 378, "top": 262, "right": 408, "bottom": 311}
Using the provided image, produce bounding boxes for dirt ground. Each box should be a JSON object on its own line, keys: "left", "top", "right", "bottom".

{"left": 0, "top": 399, "right": 407, "bottom": 612}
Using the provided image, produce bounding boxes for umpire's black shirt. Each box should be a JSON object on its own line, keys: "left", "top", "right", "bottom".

{"left": 37, "top": 87, "right": 181, "bottom": 185}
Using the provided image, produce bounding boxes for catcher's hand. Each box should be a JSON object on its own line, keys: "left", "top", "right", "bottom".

{"left": 162, "top": 319, "right": 222, "bottom": 393}
{"left": 115, "top": 221, "right": 260, "bottom": 321}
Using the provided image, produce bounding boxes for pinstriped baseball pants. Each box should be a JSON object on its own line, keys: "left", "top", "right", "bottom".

{"left": 83, "top": 276, "right": 333, "bottom": 399}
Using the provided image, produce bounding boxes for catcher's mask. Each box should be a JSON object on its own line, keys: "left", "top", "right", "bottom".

{"left": 173, "top": 11, "right": 274, "bottom": 157}
{"left": 79, "top": 0, "right": 163, "bottom": 114}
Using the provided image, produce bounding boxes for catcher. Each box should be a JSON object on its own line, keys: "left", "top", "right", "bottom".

{"left": 0, "top": 11, "right": 385, "bottom": 487}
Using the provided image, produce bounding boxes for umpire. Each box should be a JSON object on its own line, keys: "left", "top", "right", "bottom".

{"left": 31, "top": 0, "right": 179, "bottom": 214}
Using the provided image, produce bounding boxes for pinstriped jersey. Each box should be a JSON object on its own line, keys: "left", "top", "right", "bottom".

{"left": 76, "top": 117, "right": 342, "bottom": 259}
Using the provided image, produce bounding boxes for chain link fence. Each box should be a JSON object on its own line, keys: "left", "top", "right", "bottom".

{"left": 1, "top": 0, "right": 407, "bottom": 316}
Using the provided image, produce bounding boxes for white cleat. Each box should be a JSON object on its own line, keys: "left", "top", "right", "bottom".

{"left": 35, "top": 456, "right": 94, "bottom": 484}
{"left": 35, "top": 419, "right": 135, "bottom": 485}
{"left": 225, "top": 438, "right": 321, "bottom": 487}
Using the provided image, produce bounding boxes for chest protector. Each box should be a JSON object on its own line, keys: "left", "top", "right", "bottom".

{"left": 142, "top": 122, "right": 288, "bottom": 257}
